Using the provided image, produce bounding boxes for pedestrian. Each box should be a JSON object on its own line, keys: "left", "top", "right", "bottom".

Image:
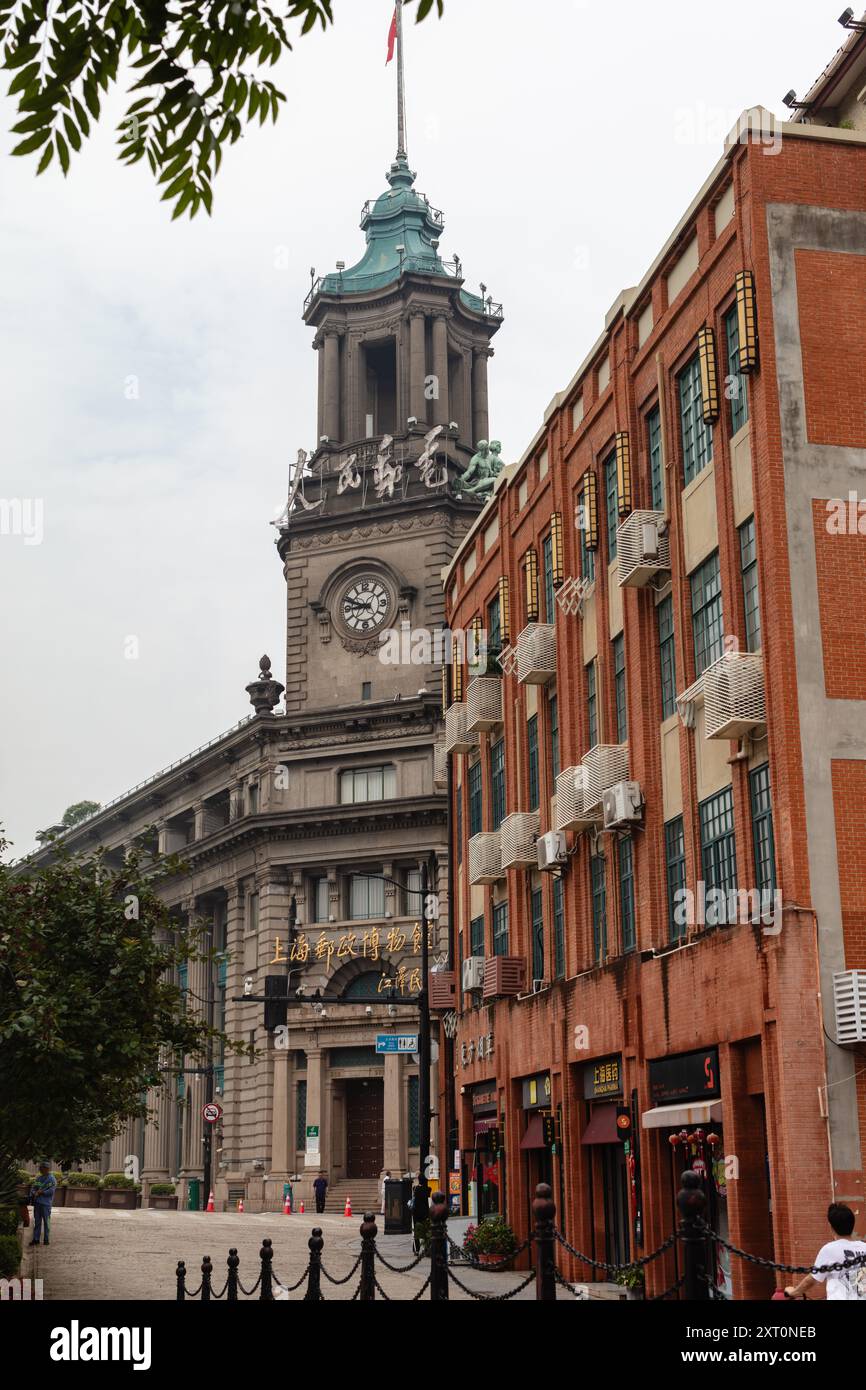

{"left": 380, "top": 1169, "right": 391, "bottom": 1215}
{"left": 29, "top": 1162, "right": 57, "bottom": 1247}
{"left": 313, "top": 1174, "right": 328, "bottom": 1215}
{"left": 785, "top": 1203, "right": 866, "bottom": 1300}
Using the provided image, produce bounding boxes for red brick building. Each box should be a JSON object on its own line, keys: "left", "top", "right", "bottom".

{"left": 441, "top": 46, "right": 866, "bottom": 1297}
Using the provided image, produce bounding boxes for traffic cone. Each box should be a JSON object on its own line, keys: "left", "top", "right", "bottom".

{"left": 344, "top": 1195, "right": 352, "bottom": 1217}
{"left": 299, "top": 1199, "right": 304, "bottom": 1214}
{"left": 237, "top": 1197, "right": 244, "bottom": 1213}
{"left": 284, "top": 1194, "right": 292, "bottom": 1215}
{"left": 206, "top": 1190, "right": 215, "bottom": 1213}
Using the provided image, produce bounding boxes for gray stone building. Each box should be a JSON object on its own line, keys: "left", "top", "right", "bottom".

{"left": 39, "top": 130, "right": 503, "bottom": 1213}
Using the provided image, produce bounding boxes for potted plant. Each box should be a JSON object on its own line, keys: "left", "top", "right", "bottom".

{"left": 64, "top": 1172, "right": 102, "bottom": 1208}
{"left": 148, "top": 1183, "right": 178, "bottom": 1210}
{"left": 614, "top": 1263, "right": 645, "bottom": 1300}
{"left": 463, "top": 1214, "right": 518, "bottom": 1267}
{"left": 99, "top": 1173, "right": 138, "bottom": 1210}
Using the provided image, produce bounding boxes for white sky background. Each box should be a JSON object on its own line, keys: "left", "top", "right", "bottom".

{"left": 0, "top": 0, "right": 837, "bottom": 855}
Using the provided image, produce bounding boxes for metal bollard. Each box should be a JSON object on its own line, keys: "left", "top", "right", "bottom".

{"left": 176, "top": 1260, "right": 186, "bottom": 1302}
{"left": 677, "top": 1170, "right": 709, "bottom": 1301}
{"left": 259, "top": 1238, "right": 274, "bottom": 1301}
{"left": 226, "top": 1247, "right": 239, "bottom": 1302}
{"left": 533, "top": 1183, "right": 557, "bottom": 1302}
{"left": 359, "top": 1212, "right": 378, "bottom": 1301}
{"left": 305, "top": 1227, "right": 324, "bottom": 1301}
{"left": 429, "top": 1190, "right": 450, "bottom": 1301}
{"left": 201, "top": 1255, "right": 213, "bottom": 1302}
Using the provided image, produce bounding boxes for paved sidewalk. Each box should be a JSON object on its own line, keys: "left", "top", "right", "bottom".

{"left": 20, "top": 1208, "right": 578, "bottom": 1301}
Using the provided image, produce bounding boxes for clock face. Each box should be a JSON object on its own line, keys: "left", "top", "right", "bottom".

{"left": 340, "top": 577, "right": 390, "bottom": 633}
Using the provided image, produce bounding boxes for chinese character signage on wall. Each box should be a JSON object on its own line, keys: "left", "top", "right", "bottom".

{"left": 583, "top": 1055, "right": 623, "bottom": 1099}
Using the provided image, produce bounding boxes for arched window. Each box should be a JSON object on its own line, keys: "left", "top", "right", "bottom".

{"left": 342, "top": 972, "right": 384, "bottom": 1000}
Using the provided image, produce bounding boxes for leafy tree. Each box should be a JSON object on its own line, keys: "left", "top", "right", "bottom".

{"left": 35, "top": 798, "right": 101, "bottom": 844}
{"left": 0, "top": 835, "right": 243, "bottom": 1162}
{"left": 2, "top": 0, "right": 444, "bottom": 219}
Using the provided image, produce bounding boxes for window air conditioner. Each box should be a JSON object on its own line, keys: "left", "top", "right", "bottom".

{"left": 601, "top": 780, "right": 644, "bottom": 830}
{"left": 462, "top": 956, "right": 485, "bottom": 992}
{"left": 537, "top": 830, "right": 567, "bottom": 871}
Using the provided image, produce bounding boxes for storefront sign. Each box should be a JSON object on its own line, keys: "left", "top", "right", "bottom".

{"left": 522, "top": 1072, "right": 552, "bottom": 1110}
{"left": 460, "top": 1033, "right": 494, "bottom": 1067}
{"left": 271, "top": 924, "right": 434, "bottom": 969}
{"left": 583, "top": 1056, "right": 623, "bottom": 1099}
{"left": 471, "top": 1087, "right": 497, "bottom": 1111}
{"left": 648, "top": 1047, "right": 720, "bottom": 1104}
{"left": 449, "top": 1171, "right": 462, "bottom": 1196}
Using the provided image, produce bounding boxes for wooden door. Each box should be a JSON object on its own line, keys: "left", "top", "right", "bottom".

{"left": 346, "top": 1079, "right": 384, "bottom": 1178}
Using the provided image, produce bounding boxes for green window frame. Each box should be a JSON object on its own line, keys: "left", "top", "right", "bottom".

{"left": 527, "top": 714, "right": 540, "bottom": 810}
{"left": 679, "top": 353, "right": 714, "bottom": 486}
{"left": 492, "top": 902, "right": 509, "bottom": 957}
{"left": 542, "top": 532, "right": 555, "bottom": 624}
{"left": 553, "top": 876, "right": 565, "bottom": 980}
{"left": 700, "top": 787, "right": 738, "bottom": 897}
{"left": 739, "top": 517, "right": 762, "bottom": 653}
{"left": 658, "top": 594, "right": 677, "bottom": 720}
{"left": 586, "top": 660, "right": 598, "bottom": 750}
{"left": 618, "top": 835, "right": 636, "bottom": 953}
{"left": 691, "top": 551, "right": 724, "bottom": 676}
{"left": 591, "top": 856, "right": 607, "bottom": 963}
{"left": 750, "top": 764, "right": 777, "bottom": 895}
{"left": 470, "top": 913, "right": 485, "bottom": 957}
{"left": 468, "top": 760, "right": 482, "bottom": 837}
{"left": 665, "top": 817, "right": 686, "bottom": 943}
{"left": 648, "top": 406, "right": 663, "bottom": 511}
{"left": 725, "top": 304, "right": 749, "bottom": 435}
{"left": 613, "top": 634, "right": 627, "bottom": 743}
{"left": 604, "top": 450, "right": 619, "bottom": 560}
{"left": 490, "top": 738, "right": 506, "bottom": 831}
{"left": 549, "top": 693, "right": 560, "bottom": 780}
{"left": 531, "top": 886, "right": 544, "bottom": 982}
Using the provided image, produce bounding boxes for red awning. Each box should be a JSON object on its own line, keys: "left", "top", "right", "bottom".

{"left": 520, "top": 1114, "right": 546, "bottom": 1150}
{"left": 581, "top": 1104, "right": 620, "bottom": 1146}
{"left": 474, "top": 1117, "right": 498, "bottom": 1137}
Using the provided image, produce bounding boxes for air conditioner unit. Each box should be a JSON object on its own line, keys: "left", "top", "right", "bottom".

{"left": 601, "top": 780, "right": 644, "bottom": 829}
{"left": 537, "top": 830, "right": 567, "bottom": 871}
{"left": 468, "top": 832, "right": 502, "bottom": 885}
{"left": 462, "top": 956, "right": 485, "bottom": 992}
{"left": 702, "top": 652, "right": 766, "bottom": 740}
{"left": 516, "top": 623, "right": 557, "bottom": 685}
{"left": 531, "top": 978, "right": 549, "bottom": 994}
{"left": 833, "top": 970, "right": 866, "bottom": 1045}
{"left": 617, "top": 510, "right": 671, "bottom": 588}
{"left": 466, "top": 675, "right": 503, "bottom": 733}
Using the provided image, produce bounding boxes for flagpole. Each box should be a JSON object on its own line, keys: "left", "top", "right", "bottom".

{"left": 396, "top": 0, "right": 407, "bottom": 158}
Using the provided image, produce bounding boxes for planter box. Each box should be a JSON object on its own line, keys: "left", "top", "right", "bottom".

{"left": 65, "top": 1186, "right": 101, "bottom": 1208}
{"left": 53, "top": 1186, "right": 67, "bottom": 1208}
{"left": 99, "top": 1188, "right": 138, "bottom": 1210}
{"left": 148, "top": 1195, "right": 178, "bottom": 1210}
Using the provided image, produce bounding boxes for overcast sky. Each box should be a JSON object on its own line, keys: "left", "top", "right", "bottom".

{"left": 0, "top": 0, "right": 838, "bottom": 856}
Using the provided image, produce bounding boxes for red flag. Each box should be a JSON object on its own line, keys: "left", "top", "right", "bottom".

{"left": 386, "top": 7, "right": 397, "bottom": 64}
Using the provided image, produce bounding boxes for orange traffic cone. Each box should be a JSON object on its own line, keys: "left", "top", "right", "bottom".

{"left": 299, "top": 1199, "right": 305, "bottom": 1214}
{"left": 344, "top": 1195, "right": 352, "bottom": 1217}
{"left": 237, "top": 1197, "right": 244, "bottom": 1213}
{"left": 284, "top": 1194, "right": 292, "bottom": 1215}
{"left": 206, "top": 1190, "right": 215, "bottom": 1213}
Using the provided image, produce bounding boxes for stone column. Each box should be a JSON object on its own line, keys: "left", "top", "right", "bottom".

{"left": 472, "top": 347, "right": 492, "bottom": 445}
{"left": 220, "top": 881, "right": 245, "bottom": 1184}
{"left": 192, "top": 800, "right": 207, "bottom": 841}
{"left": 432, "top": 313, "right": 450, "bottom": 427}
{"left": 409, "top": 310, "right": 427, "bottom": 423}
{"left": 454, "top": 349, "right": 471, "bottom": 444}
{"left": 315, "top": 335, "right": 325, "bottom": 441}
{"left": 304, "top": 1050, "right": 327, "bottom": 1172}
{"left": 345, "top": 333, "right": 360, "bottom": 443}
{"left": 228, "top": 779, "right": 242, "bottom": 823}
{"left": 323, "top": 330, "right": 341, "bottom": 442}
{"left": 270, "top": 1046, "right": 294, "bottom": 1176}
{"left": 383, "top": 1052, "right": 404, "bottom": 1172}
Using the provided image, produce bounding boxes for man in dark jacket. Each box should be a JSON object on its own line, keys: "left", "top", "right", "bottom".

{"left": 29, "top": 1162, "right": 57, "bottom": 1246}
{"left": 313, "top": 1175, "right": 328, "bottom": 1214}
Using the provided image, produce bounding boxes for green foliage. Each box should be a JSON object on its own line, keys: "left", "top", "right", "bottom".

{"left": 0, "top": 836, "right": 244, "bottom": 1162}
{"left": 0, "top": 1207, "right": 19, "bottom": 1236}
{"left": 462, "top": 1214, "right": 517, "bottom": 1256}
{"left": 149, "top": 1182, "right": 176, "bottom": 1195}
{"left": 613, "top": 1262, "right": 645, "bottom": 1291}
{"left": 36, "top": 800, "right": 101, "bottom": 844}
{"left": 101, "top": 1172, "right": 135, "bottom": 1188}
{"left": 64, "top": 1171, "right": 101, "bottom": 1187}
{"left": 0, "top": 1233, "right": 21, "bottom": 1278}
{"left": 1, "top": 1, "right": 442, "bottom": 219}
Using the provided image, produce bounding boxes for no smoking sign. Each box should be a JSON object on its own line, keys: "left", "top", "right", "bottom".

{"left": 202, "top": 1102, "right": 223, "bottom": 1124}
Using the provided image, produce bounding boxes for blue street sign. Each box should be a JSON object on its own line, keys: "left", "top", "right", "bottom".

{"left": 376, "top": 1034, "right": 419, "bottom": 1054}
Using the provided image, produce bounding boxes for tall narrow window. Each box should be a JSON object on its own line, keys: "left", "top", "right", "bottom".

{"left": 691, "top": 551, "right": 724, "bottom": 676}
{"left": 648, "top": 406, "right": 663, "bottom": 511}
{"left": 586, "top": 660, "right": 598, "bottom": 750}
{"left": 553, "top": 876, "right": 565, "bottom": 980}
{"left": 613, "top": 634, "right": 627, "bottom": 743}
{"left": 470, "top": 913, "right": 485, "bottom": 957}
{"left": 349, "top": 874, "right": 386, "bottom": 920}
{"left": 314, "top": 877, "right": 330, "bottom": 923}
{"left": 700, "top": 788, "right": 737, "bottom": 897}
{"left": 604, "top": 450, "right": 619, "bottom": 560}
{"left": 487, "top": 592, "right": 501, "bottom": 657}
{"left": 679, "top": 353, "right": 714, "bottom": 486}
{"left": 404, "top": 867, "right": 423, "bottom": 916}
{"left": 531, "top": 886, "right": 544, "bottom": 981}
{"left": 739, "top": 517, "right": 762, "bottom": 652}
{"left": 490, "top": 738, "right": 506, "bottom": 831}
{"left": 246, "top": 890, "right": 259, "bottom": 937}
{"left": 527, "top": 714, "right": 539, "bottom": 810}
{"left": 579, "top": 491, "right": 596, "bottom": 584}
{"left": 549, "top": 693, "right": 560, "bottom": 780}
{"left": 618, "top": 835, "right": 635, "bottom": 952}
{"left": 750, "top": 764, "right": 777, "bottom": 895}
{"left": 296, "top": 1080, "right": 307, "bottom": 1151}
{"left": 725, "top": 303, "right": 749, "bottom": 435}
{"left": 658, "top": 595, "right": 677, "bottom": 719}
{"left": 492, "top": 902, "right": 509, "bottom": 957}
{"left": 542, "top": 532, "right": 555, "bottom": 623}
{"left": 665, "top": 817, "right": 687, "bottom": 943}
{"left": 591, "top": 856, "right": 607, "bottom": 963}
{"left": 468, "top": 760, "right": 482, "bottom": 837}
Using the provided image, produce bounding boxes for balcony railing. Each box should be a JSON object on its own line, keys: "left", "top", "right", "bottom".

{"left": 582, "top": 743, "right": 630, "bottom": 812}
{"left": 516, "top": 624, "right": 557, "bottom": 685}
{"left": 466, "top": 676, "right": 503, "bottom": 733}
{"left": 499, "top": 811, "right": 540, "bottom": 869}
{"left": 468, "top": 832, "right": 502, "bottom": 885}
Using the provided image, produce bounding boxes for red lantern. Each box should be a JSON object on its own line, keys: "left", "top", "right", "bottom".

{"left": 668, "top": 1134, "right": 679, "bottom": 1148}
{"left": 707, "top": 1132, "right": 721, "bottom": 1150}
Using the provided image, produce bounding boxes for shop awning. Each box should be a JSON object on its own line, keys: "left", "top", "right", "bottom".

{"left": 581, "top": 1104, "right": 620, "bottom": 1145}
{"left": 641, "top": 1100, "right": 723, "bottom": 1130}
{"left": 474, "top": 1117, "right": 498, "bottom": 1137}
{"left": 520, "top": 1114, "right": 546, "bottom": 1150}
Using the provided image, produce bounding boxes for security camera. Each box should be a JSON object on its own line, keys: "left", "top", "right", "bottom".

{"left": 365, "top": 1005, "right": 373, "bottom": 1017}
{"left": 243, "top": 976, "right": 254, "bottom": 997}
{"left": 449, "top": 421, "right": 459, "bottom": 432}
{"left": 407, "top": 416, "right": 418, "bottom": 426}
{"left": 295, "top": 986, "right": 305, "bottom": 1000}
